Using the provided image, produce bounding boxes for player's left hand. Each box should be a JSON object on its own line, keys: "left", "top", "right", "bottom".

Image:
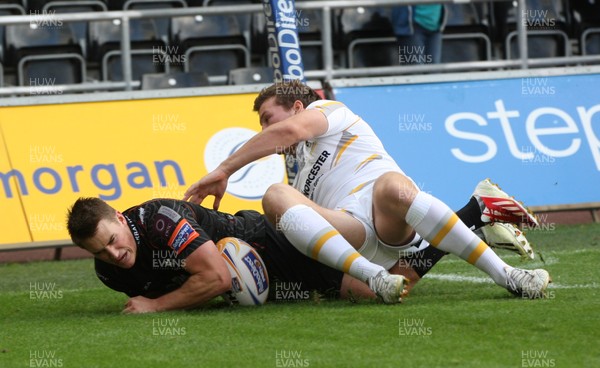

{"left": 183, "top": 168, "right": 229, "bottom": 210}
{"left": 123, "top": 296, "right": 158, "bottom": 314}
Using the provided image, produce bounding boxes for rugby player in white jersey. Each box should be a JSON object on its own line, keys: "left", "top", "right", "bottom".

{"left": 185, "top": 81, "right": 550, "bottom": 304}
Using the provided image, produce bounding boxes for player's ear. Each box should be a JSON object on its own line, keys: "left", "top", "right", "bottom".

{"left": 115, "top": 211, "right": 126, "bottom": 224}
{"left": 293, "top": 100, "right": 304, "bottom": 113}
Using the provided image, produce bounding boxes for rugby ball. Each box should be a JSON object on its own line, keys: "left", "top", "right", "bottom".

{"left": 216, "top": 237, "right": 269, "bottom": 306}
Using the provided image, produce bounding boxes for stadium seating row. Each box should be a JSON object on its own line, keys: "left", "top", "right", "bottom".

{"left": 0, "top": 0, "right": 599, "bottom": 90}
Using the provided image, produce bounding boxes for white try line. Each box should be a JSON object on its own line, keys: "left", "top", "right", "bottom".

{"left": 424, "top": 273, "right": 599, "bottom": 289}
{"left": 0, "top": 286, "right": 107, "bottom": 297}
{"left": 428, "top": 248, "right": 599, "bottom": 289}
{"left": 441, "top": 248, "right": 598, "bottom": 266}
{"left": 440, "top": 255, "right": 559, "bottom": 269}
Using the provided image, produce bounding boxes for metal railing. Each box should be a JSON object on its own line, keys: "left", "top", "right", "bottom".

{"left": 0, "top": 0, "right": 598, "bottom": 96}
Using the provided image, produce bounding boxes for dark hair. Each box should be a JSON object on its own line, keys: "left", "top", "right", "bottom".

{"left": 253, "top": 80, "right": 321, "bottom": 112}
{"left": 66, "top": 197, "right": 117, "bottom": 247}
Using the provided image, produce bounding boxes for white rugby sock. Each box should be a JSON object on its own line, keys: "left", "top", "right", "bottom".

{"left": 278, "top": 205, "right": 385, "bottom": 282}
{"left": 406, "top": 191, "right": 510, "bottom": 286}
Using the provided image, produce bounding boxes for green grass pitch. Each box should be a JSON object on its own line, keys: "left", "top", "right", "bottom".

{"left": 1, "top": 223, "right": 599, "bottom": 368}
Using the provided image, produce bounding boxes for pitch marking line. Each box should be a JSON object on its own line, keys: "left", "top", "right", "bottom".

{"left": 425, "top": 273, "right": 599, "bottom": 289}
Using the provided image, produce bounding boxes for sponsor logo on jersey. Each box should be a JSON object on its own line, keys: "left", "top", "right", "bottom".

{"left": 168, "top": 219, "right": 198, "bottom": 255}
{"left": 158, "top": 205, "right": 182, "bottom": 222}
{"left": 154, "top": 207, "right": 181, "bottom": 239}
{"left": 302, "top": 150, "right": 330, "bottom": 195}
{"left": 125, "top": 215, "right": 141, "bottom": 246}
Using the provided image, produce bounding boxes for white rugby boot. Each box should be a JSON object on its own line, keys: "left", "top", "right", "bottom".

{"left": 368, "top": 270, "right": 408, "bottom": 304}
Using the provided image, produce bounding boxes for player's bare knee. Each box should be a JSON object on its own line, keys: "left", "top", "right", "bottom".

{"left": 375, "top": 172, "right": 418, "bottom": 211}
{"left": 262, "top": 183, "right": 293, "bottom": 223}
{"left": 263, "top": 184, "right": 282, "bottom": 218}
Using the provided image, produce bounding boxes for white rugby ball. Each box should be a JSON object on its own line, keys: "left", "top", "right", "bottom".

{"left": 216, "top": 237, "right": 269, "bottom": 306}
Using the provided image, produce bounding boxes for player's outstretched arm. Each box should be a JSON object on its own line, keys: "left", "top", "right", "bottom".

{"left": 183, "top": 109, "right": 328, "bottom": 209}
{"left": 122, "top": 241, "right": 230, "bottom": 314}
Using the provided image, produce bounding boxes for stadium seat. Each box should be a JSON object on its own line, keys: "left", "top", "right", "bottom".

{"left": 581, "top": 28, "right": 600, "bottom": 55}
{"left": 570, "top": 0, "right": 600, "bottom": 55}
{"left": 172, "top": 14, "right": 250, "bottom": 80}
{"left": 102, "top": 49, "right": 166, "bottom": 83}
{"left": 500, "top": 0, "right": 571, "bottom": 59}
{"left": 0, "top": 0, "right": 26, "bottom": 10}
{"left": 187, "top": 0, "right": 254, "bottom": 7}
{"left": 227, "top": 66, "right": 273, "bottom": 85}
{"left": 0, "top": 2, "right": 26, "bottom": 63}
{"left": 18, "top": 54, "right": 86, "bottom": 86}
{"left": 40, "top": 1, "right": 108, "bottom": 59}
{"left": 88, "top": 18, "right": 165, "bottom": 85}
{"left": 198, "top": 0, "right": 253, "bottom": 58}
{"left": 88, "top": 18, "right": 163, "bottom": 62}
{"left": 4, "top": 22, "right": 82, "bottom": 67}
{"left": 336, "top": 6, "right": 397, "bottom": 68}
{"left": 4, "top": 6, "right": 87, "bottom": 87}
{"left": 442, "top": 3, "right": 493, "bottom": 62}
{"left": 0, "top": 0, "right": 25, "bottom": 13}
{"left": 141, "top": 71, "right": 209, "bottom": 89}
{"left": 505, "top": 30, "right": 570, "bottom": 58}
{"left": 121, "top": 0, "right": 186, "bottom": 47}
{"left": 107, "top": 0, "right": 183, "bottom": 10}
{"left": 27, "top": 0, "right": 106, "bottom": 11}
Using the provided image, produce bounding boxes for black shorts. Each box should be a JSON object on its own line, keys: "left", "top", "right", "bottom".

{"left": 250, "top": 221, "right": 344, "bottom": 300}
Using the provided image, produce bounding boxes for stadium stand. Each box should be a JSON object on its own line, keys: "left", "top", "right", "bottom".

{"left": 0, "top": 0, "right": 596, "bottom": 92}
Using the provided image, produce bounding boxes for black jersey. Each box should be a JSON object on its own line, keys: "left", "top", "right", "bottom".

{"left": 95, "top": 199, "right": 355, "bottom": 300}
{"left": 95, "top": 198, "right": 346, "bottom": 300}
{"left": 95, "top": 198, "right": 267, "bottom": 297}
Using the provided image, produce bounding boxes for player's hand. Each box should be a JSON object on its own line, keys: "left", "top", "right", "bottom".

{"left": 123, "top": 296, "right": 158, "bottom": 314}
{"left": 183, "top": 168, "right": 229, "bottom": 210}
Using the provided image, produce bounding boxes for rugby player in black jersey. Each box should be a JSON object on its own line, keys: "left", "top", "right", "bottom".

{"left": 67, "top": 197, "right": 381, "bottom": 313}
{"left": 66, "top": 192, "right": 534, "bottom": 313}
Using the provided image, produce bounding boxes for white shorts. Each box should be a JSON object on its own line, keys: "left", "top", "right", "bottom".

{"left": 334, "top": 182, "right": 429, "bottom": 270}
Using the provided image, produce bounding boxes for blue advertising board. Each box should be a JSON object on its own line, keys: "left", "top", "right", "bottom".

{"left": 334, "top": 74, "right": 600, "bottom": 209}
{"left": 262, "top": 0, "right": 306, "bottom": 83}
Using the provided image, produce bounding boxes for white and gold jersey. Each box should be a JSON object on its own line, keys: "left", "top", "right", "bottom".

{"left": 292, "top": 100, "right": 404, "bottom": 209}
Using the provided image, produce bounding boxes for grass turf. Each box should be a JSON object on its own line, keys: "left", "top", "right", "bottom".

{"left": 1, "top": 223, "right": 599, "bottom": 367}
